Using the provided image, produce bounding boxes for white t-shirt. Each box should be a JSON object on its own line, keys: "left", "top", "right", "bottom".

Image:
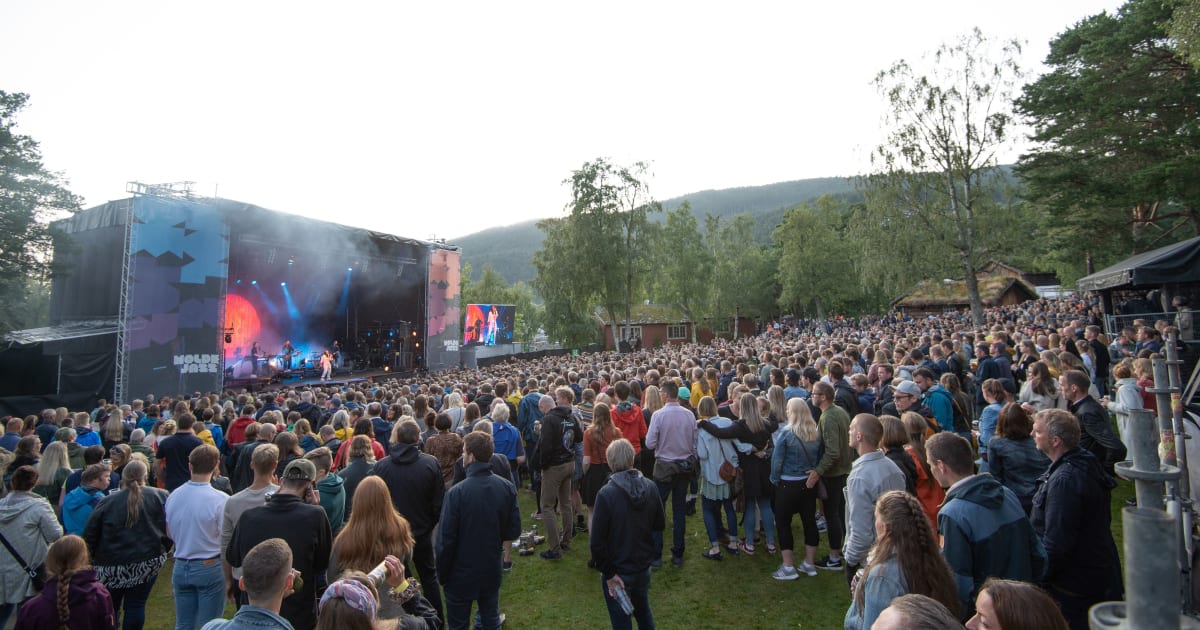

{"left": 166, "top": 481, "right": 229, "bottom": 560}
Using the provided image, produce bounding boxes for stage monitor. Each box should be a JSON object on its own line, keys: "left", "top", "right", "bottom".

{"left": 463, "top": 304, "right": 515, "bottom": 347}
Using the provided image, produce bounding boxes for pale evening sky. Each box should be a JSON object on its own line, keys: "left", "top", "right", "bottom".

{"left": 1, "top": 1, "right": 1123, "bottom": 242}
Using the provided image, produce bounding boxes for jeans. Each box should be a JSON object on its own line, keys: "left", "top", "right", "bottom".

{"left": 774, "top": 480, "right": 819, "bottom": 550}
{"left": 445, "top": 587, "right": 500, "bottom": 630}
{"left": 173, "top": 558, "right": 226, "bottom": 630}
{"left": 743, "top": 496, "right": 776, "bottom": 546}
{"left": 601, "top": 568, "right": 654, "bottom": 630}
{"left": 701, "top": 496, "right": 738, "bottom": 546}
{"left": 111, "top": 578, "right": 157, "bottom": 630}
{"left": 652, "top": 472, "right": 690, "bottom": 559}
{"left": 540, "top": 461, "right": 575, "bottom": 554}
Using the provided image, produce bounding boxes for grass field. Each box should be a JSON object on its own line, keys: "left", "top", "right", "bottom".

{"left": 141, "top": 480, "right": 1138, "bottom": 629}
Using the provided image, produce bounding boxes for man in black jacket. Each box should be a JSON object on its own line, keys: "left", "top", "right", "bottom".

{"left": 226, "top": 458, "right": 331, "bottom": 630}
{"left": 437, "top": 431, "right": 521, "bottom": 630}
{"left": 590, "top": 438, "right": 664, "bottom": 629}
{"left": 1031, "top": 409, "right": 1122, "bottom": 630}
{"left": 829, "top": 361, "right": 860, "bottom": 417}
{"left": 1060, "top": 369, "right": 1126, "bottom": 476}
{"left": 537, "top": 388, "right": 583, "bottom": 561}
{"left": 370, "top": 419, "right": 446, "bottom": 620}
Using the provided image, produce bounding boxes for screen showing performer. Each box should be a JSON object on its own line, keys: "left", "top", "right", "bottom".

{"left": 463, "top": 304, "right": 516, "bottom": 347}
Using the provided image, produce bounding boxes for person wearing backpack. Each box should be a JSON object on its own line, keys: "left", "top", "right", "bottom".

{"left": 914, "top": 368, "right": 953, "bottom": 433}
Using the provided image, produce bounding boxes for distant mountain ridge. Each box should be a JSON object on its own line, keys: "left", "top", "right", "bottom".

{"left": 451, "top": 175, "right": 859, "bottom": 284}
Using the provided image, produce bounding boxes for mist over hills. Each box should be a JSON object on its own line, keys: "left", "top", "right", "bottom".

{"left": 450, "top": 175, "right": 859, "bottom": 284}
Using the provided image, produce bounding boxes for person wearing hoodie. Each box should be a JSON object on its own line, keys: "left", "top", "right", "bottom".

{"left": 63, "top": 464, "right": 111, "bottom": 536}
{"left": 305, "top": 447, "right": 345, "bottom": 534}
{"left": 369, "top": 418, "right": 445, "bottom": 622}
{"left": 15, "top": 535, "right": 114, "bottom": 630}
{"left": 926, "top": 433, "right": 1046, "bottom": 619}
{"left": 590, "top": 439, "right": 664, "bottom": 630}
{"left": 609, "top": 381, "right": 647, "bottom": 459}
{"left": 829, "top": 362, "right": 860, "bottom": 418}
{"left": 0, "top": 466, "right": 63, "bottom": 627}
{"left": 74, "top": 417, "right": 102, "bottom": 448}
{"left": 1031, "top": 409, "right": 1123, "bottom": 630}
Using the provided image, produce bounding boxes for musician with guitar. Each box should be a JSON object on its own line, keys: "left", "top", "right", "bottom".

{"left": 281, "top": 340, "right": 296, "bottom": 371}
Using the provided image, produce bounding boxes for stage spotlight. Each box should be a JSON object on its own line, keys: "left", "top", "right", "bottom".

{"left": 235, "top": 279, "right": 242, "bottom": 285}
{"left": 384, "top": 366, "right": 390, "bottom": 372}
{"left": 347, "top": 267, "right": 353, "bottom": 272}
{"left": 251, "top": 280, "right": 258, "bottom": 285}
{"left": 224, "top": 333, "right": 232, "bottom": 343}
{"left": 411, "top": 331, "right": 417, "bottom": 337}
{"left": 281, "top": 282, "right": 286, "bottom": 287}
{"left": 414, "top": 342, "right": 420, "bottom": 348}
{"left": 288, "top": 257, "right": 295, "bottom": 267}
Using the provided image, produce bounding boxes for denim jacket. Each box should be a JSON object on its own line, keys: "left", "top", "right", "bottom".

{"left": 771, "top": 429, "right": 822, "bottom": 484}
{"left": 201, "top": 606, "right": 295, "bottom": 630}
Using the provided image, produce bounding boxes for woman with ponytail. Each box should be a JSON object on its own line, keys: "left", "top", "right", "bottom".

{"left": 82, "top": 460, "right": 169, "bottom": 630}
{"left": 16, "top": 534, "right": 115, "bottom": 630}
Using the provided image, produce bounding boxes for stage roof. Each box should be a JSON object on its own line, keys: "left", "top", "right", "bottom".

{"left": 1077, "top": 236, "right": 1200, "bottom": 292}
{"left": 5, "top": 319, "right": 119, "bottom": 345}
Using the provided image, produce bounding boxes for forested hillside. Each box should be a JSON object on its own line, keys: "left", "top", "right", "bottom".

{"left": 451, "top": 175, "right": 859, "bottom": 284}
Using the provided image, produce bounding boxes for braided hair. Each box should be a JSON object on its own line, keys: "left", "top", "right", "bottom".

{"left": 121, "top": 459, "right": 148, "bottom": 527}
{"left": 44, "top": 535, "right": 90, "bottom": 630}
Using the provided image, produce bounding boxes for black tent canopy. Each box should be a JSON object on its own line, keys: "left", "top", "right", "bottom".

{"left": 1078, "top": 236, "right": 1200, "bottom": 291}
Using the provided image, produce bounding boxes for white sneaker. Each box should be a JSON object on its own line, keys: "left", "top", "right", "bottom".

{"left": 771, "top": 565, "right": 799, "bottom": 581}
{"left": 798, "top": 562, "right": 818, "bottom": 577}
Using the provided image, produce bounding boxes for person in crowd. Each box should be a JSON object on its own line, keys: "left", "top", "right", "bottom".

{"left": 33, "top": 441, "right": 72, "bottom": 506}
{"left": 333, "top": 419, "right": 386, "bottom": 471}
{"left": 229, "top": 423, "right": 271, "bottom": 493}
{"left": 330, "top": 476, "right": 437, "bottom": 624}
{"left": 293, "top": 419, "right": 319, "bottom": 453}
{"left": 222, "top": 443, "right": 280, "bottom": 606}
{"left": 1031, "top": 409, "right": 1123, "bottom": 630}
{"left": 1101, "top": 361, "right": 1143, "bottom": 447}
{"left": 228, "top": 458, "right": 332, "bottom": 630}
{"left": 63, "top": 463, "right": 111, "bottom": 536}
{"left": 437, "top": 431, "right": 521, "bottom": 630}
{"left": 157, "top": 413, "right": 204, "bottom": 492}
{"left": 536, "top": 388, "right": 583, "bottom": 561}
{"left": 166, "top": 444, "right": 230, "bottom": 630}
{"left": 769, "top": 398, "right": 824, "bottom": 579}
{"left": 0, "top": 466, "right": 62, "bottom": 627}
{"left": 83, "top": 460, "right": 169, "bottom": 630}
{"left": 369, "top": 419, "right": 444, "bottom": 621}
{"left": 273, "top": 432, "right": 304, "bottom": 478}
{"left": 14, "top": 534, "right": 114, "bottom": 630}
{"left": 912, "top": 368, "right": 954, "bottom": 434}
{"left": 582, "top": 402, "right": 623, "bottom": 534}
{"left": 488, "top": 405, "right": 524, "bottom": 488}
{"left": 809, "top": 381, "right": 854, "bottom": 571}
{"left": 55, "top": 426, "right": 84, "bottom": 470}
{"left": 900, "top": 411, "right": 943, "bottom": 529}
{"left": 1059, "top": 369, "right": 1126, "bottom": 476}
{"left": 338, "top": 436, "right": 375, "bottom": 518}
{"left": 977, "top": 378, "right": 1006, "bottom": 470}
{"left": 305, "top": 447, "right": 346, "bottom": 534}
{"left": 8, "top": 435, "right": 40, "bottom": 481}
{"left": 987, "top": 404, "right": 1049, "bottom": 515}
{"left": 841, "top": 414, "right": 906, "bottom": 586}
{"left": 644, "top": 380, "right": 697, "bottom": 568}
{"left": 926, "top": 432, "right": 1046, "bottom": 617}
{"left": 694, "top": 396, "right": 745, "bottom": 562}
{"left": 967, "top": 578, "right": 1069, "bottom": 630}
{"left": 871, "top": 593, "right": 963, "bottom": 630}
{"left": 422, "top": 413, "right": 463, "bottom": 489}
{"left": 879, "top": 415, "right": 917, "bottom": 495}
{"left": 697, "top": 391, "right": 779, "bottom": 556}
{"left": 590, "top": 439, "right": 664, "bottom": 630}
{"left": 316, "top": 567, "right": 438, "bottom": 630}
{"left": 203, "top": 538, "right": 296, "bottom": 630}
{"left": 844, "top": 490, "right": 960, "bottom": 629}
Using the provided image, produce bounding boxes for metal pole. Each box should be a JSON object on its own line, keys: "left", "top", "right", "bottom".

{"left": 1165, "top": 329, "right": 1195, "bottom": 612}
{"left": 1090, "top": 507, "right": 1200, "bottom": 629}
{"left": 1117, "top": 408, "right": 1172, "bottom": 510}
{"left": 1153, "top": 357, "right": 1181, "bottom": 501}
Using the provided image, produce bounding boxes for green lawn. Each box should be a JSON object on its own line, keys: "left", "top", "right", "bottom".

{"left": 143, "top": 481, "right": 1138, "bottom": 629}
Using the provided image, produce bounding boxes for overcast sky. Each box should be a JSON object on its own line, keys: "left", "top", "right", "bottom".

{"left": 2, "top": 1, "right": 1123, "bottom": 242}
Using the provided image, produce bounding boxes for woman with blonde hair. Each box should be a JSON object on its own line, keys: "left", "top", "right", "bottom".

{"left": 845, "top": 491, "right": 960, "bottom": 629}
{"left": 82, "top": 460, "right": 169, "bottom": 630}
{"left": 1039, "top": 350, "right": 1062, "bottom": 378}
{"left": 15, "top": 534, "right": 114, "bottom": 630}
{"left": 294, "top": 419, "right": 319, "bottom": 453}
{"left": 328, "top": 476, "right": 417, "bottom": 620}
{"left": 33, "top": 441, "right": 72, "bottom": 504}
{"left": 769, "top": 398, "right": 823, "bottom": 579}
{"left": 443, "top": 392, "right": 466, "bottom": 433}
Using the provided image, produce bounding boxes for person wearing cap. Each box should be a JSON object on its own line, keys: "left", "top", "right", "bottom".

{"left": 165, "top": 444, "right": 230, "bottom": 630}
{"left": 227, "top": 457, "right": 332, "bottom": 630}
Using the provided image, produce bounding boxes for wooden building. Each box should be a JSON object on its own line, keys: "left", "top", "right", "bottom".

{"left": 600, "top": 304, "right": 755, "bottom": 350}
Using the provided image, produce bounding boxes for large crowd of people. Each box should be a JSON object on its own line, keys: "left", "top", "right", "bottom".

{"left": 0, "top": 294, "right": 1189, "bottom": 630}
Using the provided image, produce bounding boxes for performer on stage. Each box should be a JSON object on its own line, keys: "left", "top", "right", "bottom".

{"left": 331, "top": 339, "right": 342, "bottom": 369}
{"left": 250, "top": 341, "right": 262, "bottom": 376}
{"left": 485, "top": 306, "right": 499, "bottom": 345}
{"left": 320, "top": 349, "right": 334, "bottom": 382}
{"left": 281, "top": 339, "right": 295, "bottom": 370}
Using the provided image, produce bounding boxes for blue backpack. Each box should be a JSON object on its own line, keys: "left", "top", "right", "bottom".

{"left": 494, "top": 422, "right": 519, "bottom": 460}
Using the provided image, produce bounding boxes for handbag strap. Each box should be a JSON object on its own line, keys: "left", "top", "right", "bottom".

{"left": 797, "top": 438, "right": 818, "bottom": 469}
{"left": 0, "top": 530, "right": 37, "bottom": 579}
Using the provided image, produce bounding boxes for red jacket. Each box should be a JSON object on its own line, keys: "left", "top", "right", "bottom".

{"left": 226, "top": 415, "right": 255, "bottom": 446}
{"left": 611, "top": 401, "right": 647, "bottom": 453}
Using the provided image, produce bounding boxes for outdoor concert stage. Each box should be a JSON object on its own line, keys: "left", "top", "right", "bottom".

{"left": 225, "top": 367, "right": 402, "bottom": 393}
{"left": 0, "top": 189, "right": 462, "bottom": 416}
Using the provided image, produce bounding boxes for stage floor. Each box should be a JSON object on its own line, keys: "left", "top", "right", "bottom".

{"left": 225, "top": 368, "right": 406, "bottom": 393}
